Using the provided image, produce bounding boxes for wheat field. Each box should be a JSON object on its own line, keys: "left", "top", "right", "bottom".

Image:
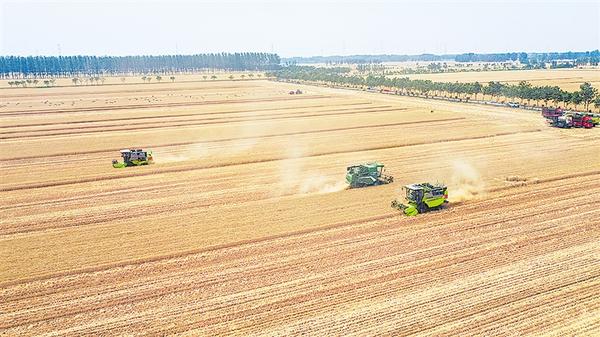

{"left": 1, "top": 79, "right": 599, "bottom": 335}
{"left": 404, "top": 68, "right": 600, "bottom": 91}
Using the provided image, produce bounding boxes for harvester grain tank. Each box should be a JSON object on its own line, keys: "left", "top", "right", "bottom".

{"left": 542, "top": 107, "right": 572, "bottom": 128}
{"left": 391, "top": 183, "right": 448, "bottom": 216}
{"left": 542, "top": 107, "right": 563, "bottom": 119}
{"left": 345, "top": 162, "right": 393, "bottom": 188}
{"left": 112, "top": 149, "right": 153, "bottom": 168}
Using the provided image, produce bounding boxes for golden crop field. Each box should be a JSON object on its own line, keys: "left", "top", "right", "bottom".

{"left": 404, "top": 68, "right": 600, "bottom": 91}
{"left": 1, "top": 79, "right": 599, "bottom": 335}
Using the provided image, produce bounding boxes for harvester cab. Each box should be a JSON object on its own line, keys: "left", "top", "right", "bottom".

{"left": 112, "top": 149, "right": 153, "bottom": 168}
{"left": 345, "top": 162, "right": 393, "bottom": 188}
{"left": 391, "top": 183, "right": 448, "bottom": 216}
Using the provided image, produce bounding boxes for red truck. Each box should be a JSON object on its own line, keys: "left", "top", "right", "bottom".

{"left": 569, "top": 113, "right": 594, "bottom": 128}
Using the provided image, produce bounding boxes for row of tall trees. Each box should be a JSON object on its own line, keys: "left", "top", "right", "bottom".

{"left": 283, "top": 54, "right": 446, "bottom": 65}
{"left": 283, "top": 50, "right": 600, "bottom": 66}
{"left": 269, "top": 66, "right": 600, "bottom": 111}
{"left": 0, "top": 53, "right": 281, "bottom": 78}
{"left": 456, "top": 50, "right": 600, "bottom": 65}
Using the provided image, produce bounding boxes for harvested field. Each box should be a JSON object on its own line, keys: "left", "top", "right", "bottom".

{"left": 1, "top": 79, "right": 599, "bottom": 335}
{"left": 404, "top": 68, "right": 600, "bottom": 91}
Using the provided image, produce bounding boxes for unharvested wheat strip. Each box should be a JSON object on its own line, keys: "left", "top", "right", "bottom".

{"left": 2, "top": 184, "right": 596, "bottom": 286}
{"left": 0, "top": 128, "right": 544, "bottom": 192}
{"left": 0, "top": 103, "right": 387, "bottom": 133}
{"left": 2, "top": 176, "right": 596, "bottom": 288}
{"left": 0, "top": 83, "right": 266, "bottom": 100}
{"left": 0, "top": 94, "right": 333, "bottom": 116}
{"left": 6, "top": 174, "right": 595, "bottom": 238}
{"left": 0, "top": 106, "right": 407, "bottom": 139}
{"left": 0, "top": 101, "right": 377, "bottom": 128}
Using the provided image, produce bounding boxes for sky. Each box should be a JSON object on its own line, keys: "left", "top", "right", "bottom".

{"left": 0, "top": 0, "right": 598, "bottom": 57}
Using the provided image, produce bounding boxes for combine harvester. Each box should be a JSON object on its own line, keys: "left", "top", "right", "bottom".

{"left": 345, "top": 162, "right": 393, "bottom": 188}
{"left": 568, "top": 112, "right": 595, "bottom": 128}
{"left": 542, "top": 107, "right": 572, "bottom": 128}
{"left": 112, "top": 149, "right": 154, "bottom": 168}
{"left": 391, "top": 183, "right": 448, "bottom": 216}
{"left": 541, "top": 107, "right": 594, "bottom": 129}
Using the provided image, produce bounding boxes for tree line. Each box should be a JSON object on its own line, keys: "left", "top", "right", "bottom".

{"left": 283, "top": 50, "right": 599, "bottom": 66}
{"left": 0, "top": 53, "right": 281, "bottom": 79}
{"left": 456, "top": 50, "right": 600, "bottom": 65}
{"left": 7, "top": 72, "right": 265, "bottom": 88}
{"left": 283, "top": 54, "right": 448, "bottom": 65}
{"left": 269, "top": 66, "right": 600, "bottom": 111}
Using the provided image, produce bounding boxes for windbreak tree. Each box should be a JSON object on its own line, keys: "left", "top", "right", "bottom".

{"left": 579, "top": 82, "right": 598, "bottom": 110}
{"left": 0, "top": 53, "right": 281, "bottom": 78}
{"left": 269, "top": 66, "right": 598, "bottom": 110}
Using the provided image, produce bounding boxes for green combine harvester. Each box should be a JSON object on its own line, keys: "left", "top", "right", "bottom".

{"left": 345, "top": 162, "right": 393, "bottom": 188}
{"left": 112, "top": 149, "right": 154, "bottom": 168}
{"left": 391, "top": 183, "right": 448, "bottom": 216}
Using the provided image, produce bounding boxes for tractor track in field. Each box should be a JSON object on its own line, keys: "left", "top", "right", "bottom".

{"left": 5, "top": 214, "right": 596, "bottom": 334}
{"left": 1, "top": 202, "right": 568, "bottom": 302}
{"left": 7, "top": 189, "right": 596, "bottom": 318}
{"left": 0, "top": 127, "right": 539, "bottom": 192}
{"left": 3, "top": 169, "right": 599, "bottom": 237}
{"left": 0, "top": 83, "right": 264, "bottom": 99}
{"left": 0, "top": 162, "right": 572, "bottom": 217}
{"left": 0, "top": 113, "right": 450, "bottom": 162}
{"left": 0, "top": 212, "right": 399, "bottom": 288}
{"left": 0, "top": 102, "right": 376, "bottom": 128}
{"left": 0, "top": 94, "right": 332, "bottom": 116}
{"left": 2, "top": 174, "right": 599, "bottom": 287}
{"left": 2, "top": 131, "right": 550, "bottom": 174}
{"left": 0, "top": 107, "right": 409, "bottom": 140}
{"left": 4, "top": 222, "right": 596, "bottom": 331}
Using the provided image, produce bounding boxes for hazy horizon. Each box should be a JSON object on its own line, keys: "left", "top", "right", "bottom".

{"left": 1, "top": 0, "right": 599, "bottom": 58}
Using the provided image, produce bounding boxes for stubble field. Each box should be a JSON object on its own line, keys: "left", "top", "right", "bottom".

{"left": 1, "top": 79, "right": 599, "bottom": 335}
{"left": 404, "top": 68, "right": 600, "bottom": 91}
